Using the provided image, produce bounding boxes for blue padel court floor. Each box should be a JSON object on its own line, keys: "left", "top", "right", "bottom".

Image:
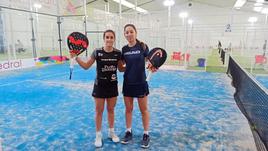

{"left": 256, "top": 76, "right": 268, "bottom": 90}
{"left": 0, "top": 63, "right": 256, "bottom": 151}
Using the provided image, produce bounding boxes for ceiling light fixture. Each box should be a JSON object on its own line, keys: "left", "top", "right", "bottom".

{"left": 256, "top": 0, "right": 264, "bottom": 3}
{"left": 113, "top": 0, "right": 148, "bottom": 13}
{"left": 188, "top": 19, "right": 193, "bottom": 25}
{"left": 248, "top": 17, "right": 258, "bottom": 23}
{"left": 233, "top": 0, "right": 246, "bottom": 8}
{"left": 33, "top": 3, "right": 42, "bottom": 9}
{"left": 254, "top": 3, "right": 263, "bottom": 6}
{"left": 163, "top": 0, "right": 175, "bottom": 7}
{"left": 254, "top": 7, "right": 262, "bottom": 12}
{"left": 179, "top": 12, "right": 188, "bottom": 18}
{"left": 261, "top": 8, "right": 268, "bottom": 14}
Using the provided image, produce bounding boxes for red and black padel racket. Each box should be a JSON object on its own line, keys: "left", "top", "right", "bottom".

{"left": 146, "top": 47, "right": 167, "bottom": 81}
{"left": 67, "top": 32, "right": 89, "bottom": 79}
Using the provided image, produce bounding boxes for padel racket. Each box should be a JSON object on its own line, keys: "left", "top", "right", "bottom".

{"left": 146, "top": 47, "right": 167, "bottom": 81}
{"left": 67, "top": 32, "right": 89, "bottom": 79}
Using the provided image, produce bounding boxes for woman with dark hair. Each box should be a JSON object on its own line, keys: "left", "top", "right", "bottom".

{"left": 70, "top": 30, "right": 124, "bottom": 148}
{"left": 120, "top": 24, "right": 156, "bottom": 148}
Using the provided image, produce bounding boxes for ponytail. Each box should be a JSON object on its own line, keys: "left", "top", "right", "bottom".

{"left": 137, "top": 39, "right": 147, "bottom": 51}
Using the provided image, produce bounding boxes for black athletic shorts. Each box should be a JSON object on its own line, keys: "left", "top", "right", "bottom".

{"left": 92, "top": 81, "right": 118, "bottom": 98}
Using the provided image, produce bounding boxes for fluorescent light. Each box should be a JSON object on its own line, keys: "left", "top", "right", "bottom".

{"left": 112, "top": 0, "right": 148, "bottom": 13}
{"left": 248, "top": 17, "right": 258, "bottom": 23}
{"left": 188, "top": 19, "right": 193, "bottom": 25}
{"left": 179, "top": 12, "right": 188, "bottom": 18}
{"left": 233, "top": 0, "right": 246, "bottom": 8}
{"left": 254, "top": 3, "right": 263, "bottom": 6}
{"left": 136, "top": 7, "right": 147, "bottom": 13}
{"left": 254, "top": 7, "right": 262, "bottom": 12}
{"left": 163, "top": 0, "right": 175, "bottom": 7}
{"left": 33, "top": 3, "right": 42, "bottom": 9}
{"left": 257, "top": 0, "right": 264, "bottom": 3}
{"left": 113, "top": 0, "right": 133, "bottom": 8}
{"left": 261, "top": 8, "right": 268, "bottom": 14}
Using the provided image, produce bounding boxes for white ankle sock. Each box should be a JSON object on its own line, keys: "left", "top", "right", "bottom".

{"left": 126, "top": 128, "right": 132, "bottom": 133}
{"left": 95, "top": 131, "right": 102, "bottom": 147}
{"left": 109, "top": 128, "right": 114, "bottom": 133}
{"left": 96, "top": 131, "right": 102, "bottom": 137}
{"left": 108, "top": 128, "right": 119, "bottom": 142}
{"left": 144, "top": 131, "right": 149, "bottom": 135}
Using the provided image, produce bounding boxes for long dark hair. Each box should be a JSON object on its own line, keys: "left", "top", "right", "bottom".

{"left": 103, "top": 29, "right": 115, "bottom": 39}
{"left": 124, "top": 24, "right": 147, "bottom": 50}
{"left": 124, "top": 24, "right": 137, "bottom": 32}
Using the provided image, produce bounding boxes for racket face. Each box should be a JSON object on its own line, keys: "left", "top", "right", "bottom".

{"left": 148, "top": 47, "right": 167, "bottom": 68}
{"left": 67, "top": 32, "right": 89, "bottom": 55}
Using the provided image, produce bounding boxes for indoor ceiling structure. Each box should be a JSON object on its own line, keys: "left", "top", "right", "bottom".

{"left": 75, "top": 0, "right": 268, "bottom": 15}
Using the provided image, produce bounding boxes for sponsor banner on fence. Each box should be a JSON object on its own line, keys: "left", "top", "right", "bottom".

{"left": 0, "top": 56, "right": 69, "bottom": 72}
{"left": 0, "top": 58, "right": 35, "bottom": 72}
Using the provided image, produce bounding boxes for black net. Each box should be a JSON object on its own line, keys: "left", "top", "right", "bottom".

{"left": 220, "top": 48, "right": 225, "bottom": 65}
{"left": 227, "top": 56, "right": 268, "bottom": 151}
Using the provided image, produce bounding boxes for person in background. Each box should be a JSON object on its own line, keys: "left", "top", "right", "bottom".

{"left": 218, "top": 40, "right": 222, "bottom": 54}
{"left": 15, "top": 40, "right": 25, "bottom": 53}
{"left": 263, "top": 40, "right": 267, "bottom": 57}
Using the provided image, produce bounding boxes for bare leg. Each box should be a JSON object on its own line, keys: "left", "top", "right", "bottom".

{"left": 137, "top": 96, "right": 149, "bottom": 131}
{"left": 94, "top": 98, "right": 105, "bottom": 131}
{"left": 106, "top": 97, "right": 117, "bottom": 128}
{"left": 124, "top": 96, "right": 134, "bottom": 129}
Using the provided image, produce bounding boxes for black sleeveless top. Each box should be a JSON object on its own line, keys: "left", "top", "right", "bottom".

{"left": 91, "top": 47, "right": 121, "bottom": 86}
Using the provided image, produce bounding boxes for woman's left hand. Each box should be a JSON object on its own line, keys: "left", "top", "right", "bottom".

{"left": 147, "top": 62, "right": 158, "bottom": 73}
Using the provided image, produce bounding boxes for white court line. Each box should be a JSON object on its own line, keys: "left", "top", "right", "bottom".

{"left": 160, "top": 65, "right": 205, "bottom": 72}
{"left": 161, "top": 95, "right": 237, "bottom": 106}
{"left": 176, "top": 96, "right": 234, "bottom": 104}
{"left": 0, "top": 80, "right": 32, "bottom": 87}
{"left": 0, "top": 68, "right": 84, "bottom": 87}
{"left": 0, "top": 65, "right": 209, "bottom": 87}
{"left": 177, "top": 95, "right": 268, "bottom": 108}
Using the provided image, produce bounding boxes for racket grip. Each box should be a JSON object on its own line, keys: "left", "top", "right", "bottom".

{"left": 146, "top": 71, "right": 153, "bottom": 81}
{"left": 69, "top": 68, "right": 73, "bottom": 80}
{"left": 70, "top": 58, "right": 75, "bottom": 68}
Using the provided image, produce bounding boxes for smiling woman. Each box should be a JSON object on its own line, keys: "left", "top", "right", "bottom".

{"left": 69, "top": 29, "right": 125, "bottom": 148}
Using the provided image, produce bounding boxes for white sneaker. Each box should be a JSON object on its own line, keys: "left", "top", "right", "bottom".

{"left": 108, "top": 131, "right": 120, "bottom": 143}
{"left": 95, "top": 132, "right": 102, "bottom": 148}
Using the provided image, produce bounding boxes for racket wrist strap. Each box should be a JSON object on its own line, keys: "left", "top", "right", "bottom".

{"left": 70, "top": 57, "right": 76, "bottom": 68}
{"left": 73, "top": 56, "right": 77, "bottom": 60}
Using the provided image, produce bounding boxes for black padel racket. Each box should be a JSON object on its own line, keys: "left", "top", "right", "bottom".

{"left": 146, "top": 47, "right": 167, "bottom": 81}
{"left": 67, "top": 32, "right": 89, "bottom": 79}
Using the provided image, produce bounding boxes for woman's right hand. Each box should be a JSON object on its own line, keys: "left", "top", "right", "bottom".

{"left": 70, "top": 52, "right": 77, "bottom": 59}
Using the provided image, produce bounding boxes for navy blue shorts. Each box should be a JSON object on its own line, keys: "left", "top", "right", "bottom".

{"left": 122, "top": 82, "right": 149, "bottom": 98}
